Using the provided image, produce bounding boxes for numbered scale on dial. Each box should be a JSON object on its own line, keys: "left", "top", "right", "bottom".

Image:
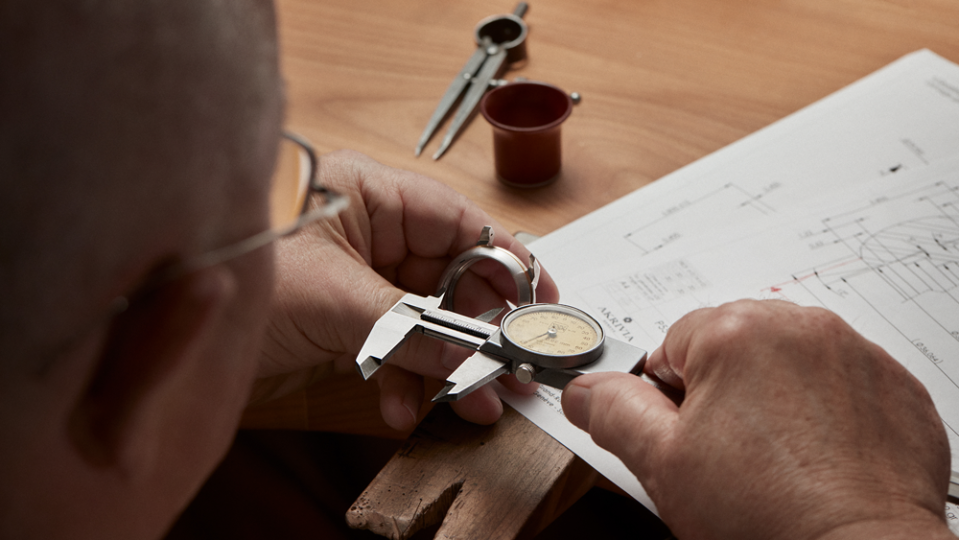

{"left": 500, "top": 304, "right": 605, "bottom": 369}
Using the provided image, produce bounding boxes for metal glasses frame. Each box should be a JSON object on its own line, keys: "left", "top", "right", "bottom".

{"left": 37, "top": 131, "right": 348, "bottom": 374}
{"left": 116, "top": 131, "right": 348, "bottom": 309}
{"left": 165, "top": 131, "right": 348, "bottom": 279}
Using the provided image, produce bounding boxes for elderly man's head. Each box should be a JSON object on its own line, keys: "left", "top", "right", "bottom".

{"left": 0, "top": 1, "right": 283, "bottom": 537}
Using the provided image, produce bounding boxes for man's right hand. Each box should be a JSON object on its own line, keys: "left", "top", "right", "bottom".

{"left": 562, "top": 299, "right": 952, "bottom": 540}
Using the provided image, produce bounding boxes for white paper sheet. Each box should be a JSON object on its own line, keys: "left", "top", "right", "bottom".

{"left": 499, "top": 49, "right": 959, "bottom": 519}
{"left": 948, "top": 501, "right": 959, "bottom": 534}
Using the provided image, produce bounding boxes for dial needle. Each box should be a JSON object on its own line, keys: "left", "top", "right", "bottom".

{"left": 522, "top": 327, "right": 558, "bottom": 346}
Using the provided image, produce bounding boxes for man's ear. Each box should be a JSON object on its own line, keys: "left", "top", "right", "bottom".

{"left": 69, "top": 265, "right": 236, "bottom": 472}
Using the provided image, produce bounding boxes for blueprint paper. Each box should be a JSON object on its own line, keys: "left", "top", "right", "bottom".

{"left": 557, "top": 158, "right": 959, "bottom": 466}
{"left": 533, "top": 50, "right": 959, "bottom": 274}
{"left": 498, "top": 49, "right": 959, "bottom": 517}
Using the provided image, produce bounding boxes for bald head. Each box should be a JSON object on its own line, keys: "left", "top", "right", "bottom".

{"left": 0, "top": 0, "right": 283, "bottom": 370}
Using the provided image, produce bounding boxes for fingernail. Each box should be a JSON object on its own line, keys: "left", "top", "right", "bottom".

{"left": 561, "top": 383, "right": 591, "bottom": 431}
{"left": 402, "top": 396, "right": 418, "bottom": 427}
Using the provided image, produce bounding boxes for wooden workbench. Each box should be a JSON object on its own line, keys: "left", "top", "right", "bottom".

{"left": 242, "top": 0, "right": 959, "bottom": 537}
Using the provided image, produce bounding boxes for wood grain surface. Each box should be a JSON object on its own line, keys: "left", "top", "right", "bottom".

{"left": 345, "top": 405, "right": 597, "bottom": 540}
{"left": 245, "top": 0, "right": 959, "bottom": 537}
{"left": 275, "top": 0, "right": 959, "bottom": 240}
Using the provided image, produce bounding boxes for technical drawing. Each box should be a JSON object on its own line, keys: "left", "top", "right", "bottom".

{"left": 623, "top": 182, "right": 780, "bottom": 254}
{"left": 766, "top": 180, "right": 959, "bottom": 419}
{"left": 769, "top": 181, "right": 959, "bottom": 298}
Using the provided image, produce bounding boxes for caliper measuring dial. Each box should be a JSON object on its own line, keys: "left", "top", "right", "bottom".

{"left": 355, "top": 226, "right": 647, "bottom": 402}
{"left": 501, "top": 304, "right": 604, "bottom": 368}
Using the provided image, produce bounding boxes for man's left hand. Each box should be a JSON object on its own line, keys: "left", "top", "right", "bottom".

{"left": 254, "top": 150, "right": 559, "bottom": 431}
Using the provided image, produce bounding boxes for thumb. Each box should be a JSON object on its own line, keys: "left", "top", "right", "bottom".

{"left": 264, "top": 226, "right": 409, "bottom": 378}
{"left": 562, "top": 372, "right": 679, "bottom": 481}
{"left": 346, "top": 278, "right": 405, "bottom": 351}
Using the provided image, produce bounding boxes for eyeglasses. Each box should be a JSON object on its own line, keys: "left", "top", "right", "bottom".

{"left": 36, "top": 131, "right": 347, "bottom": 374}
{"left": 114, "top": 131, "right": 347, "bottom": 310}
{"left": 168, "top": 131, "right": 348, "bottom": 277}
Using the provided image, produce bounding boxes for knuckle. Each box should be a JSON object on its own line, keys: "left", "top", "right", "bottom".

{"left": 705, "top": 300, "right": 849, "bottom": 345}
{"left": 796, "top": 305, "right": 845, "bottom": 333}
{"left": 699, "top": 299, "right": 767, "bottom": 344}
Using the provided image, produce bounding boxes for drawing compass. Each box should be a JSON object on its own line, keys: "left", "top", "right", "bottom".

{"left": 415, "top": 3, "right": 530, "bottom": 159}
{"left": 355, "top": 226, "right": 648, "bottom": 402}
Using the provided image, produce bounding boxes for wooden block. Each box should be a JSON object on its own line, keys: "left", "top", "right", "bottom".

{"left": 346, "top": 403, "right": 597, "bottom": 540}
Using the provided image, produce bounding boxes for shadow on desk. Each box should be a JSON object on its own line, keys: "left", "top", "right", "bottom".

{"left": 166, "top": 430, "right": 672, "bottom": 540}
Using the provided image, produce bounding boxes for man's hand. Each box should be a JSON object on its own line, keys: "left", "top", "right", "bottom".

{"left": 255, "top": 150, "right": 559, "bottom": 431}
{"left": 562, "top": 299, "right": 952, "bottom": 540}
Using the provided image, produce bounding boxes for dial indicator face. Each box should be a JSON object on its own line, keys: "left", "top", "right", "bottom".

{"left": 501, "top": 304, "right": 604, "bottom": 368}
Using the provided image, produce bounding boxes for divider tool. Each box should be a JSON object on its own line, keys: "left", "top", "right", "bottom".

{"left": 416, "top": 3, "right": 530, "bottom": 159}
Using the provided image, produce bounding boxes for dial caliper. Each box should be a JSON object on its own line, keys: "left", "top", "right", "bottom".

{"left": 356, "top": 226, "right": 647, "bottom": 402}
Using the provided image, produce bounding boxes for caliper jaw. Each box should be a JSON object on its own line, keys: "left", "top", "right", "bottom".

{"left": 431, "top": 351, "right": 509, "bottom": 402}
{"left": 355, "top": 293, "right": 498, "bottom": 381}
{"left": 355, "top": 295, "right": 437, "bottom": 380}
{"left": 430, "top": 332, "right": 649, "bottom": 402}
{"left": 431, "top": 329, "right": 511, "bottom": 402}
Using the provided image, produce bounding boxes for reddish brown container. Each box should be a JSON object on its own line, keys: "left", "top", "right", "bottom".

{"left": 480, "top": 81, "right": 573, "bottom": 188}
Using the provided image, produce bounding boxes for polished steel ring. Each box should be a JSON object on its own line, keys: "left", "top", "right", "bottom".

{"left": 435, "top": 226, "right": 540, "bottom": 311}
